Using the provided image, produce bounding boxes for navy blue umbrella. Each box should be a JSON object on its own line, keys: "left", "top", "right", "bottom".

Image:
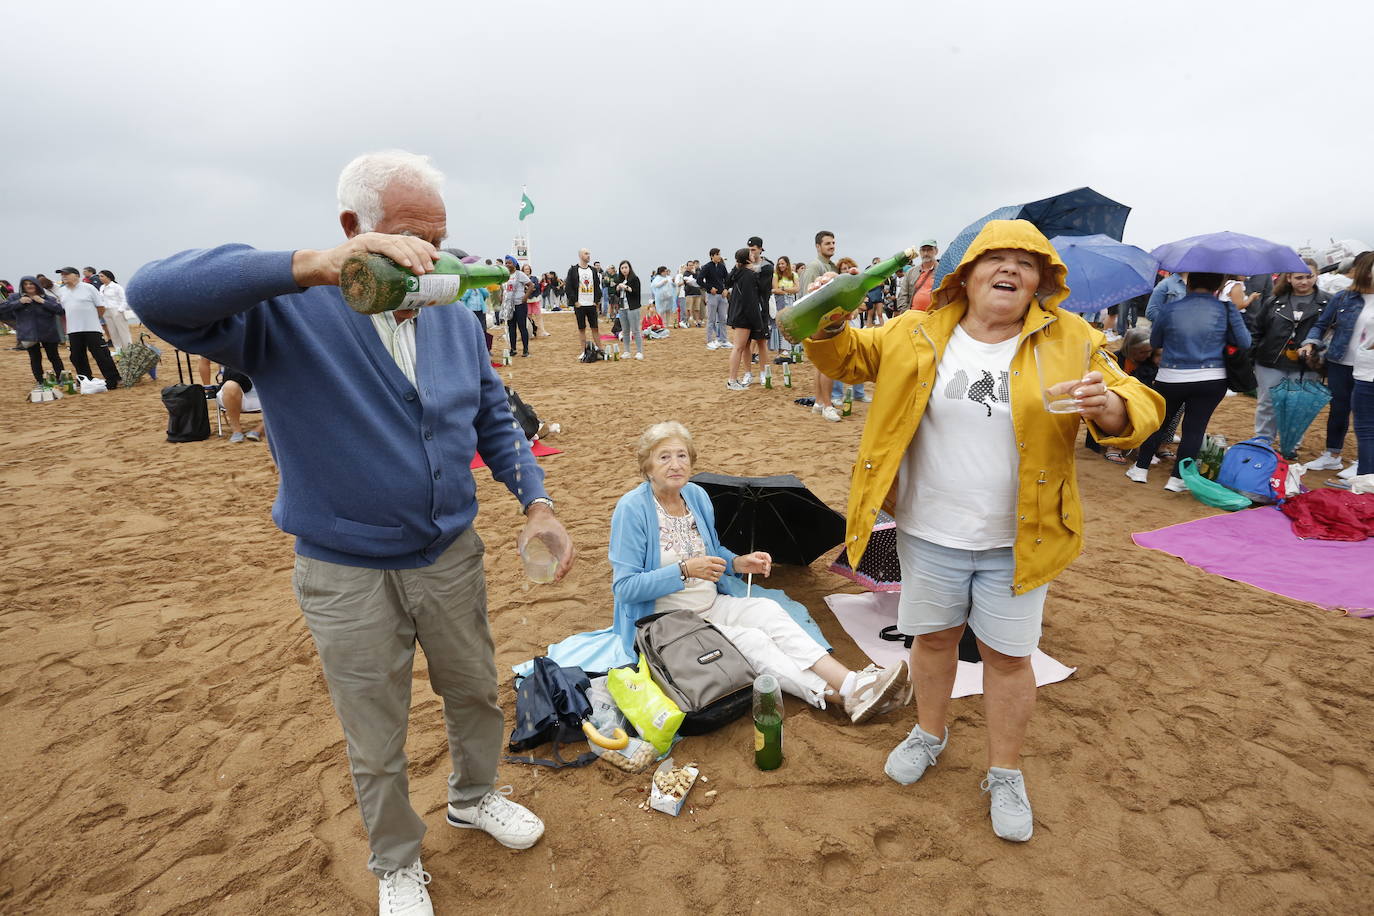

{"left": 1050, "top": 234, "right": 1158, "bottom": 314}
{"left": 935, "top": 187, "right": 1131, "bottom": 287}
{"left": 1150, "top": 231, "right": 1308, "bottom": 275}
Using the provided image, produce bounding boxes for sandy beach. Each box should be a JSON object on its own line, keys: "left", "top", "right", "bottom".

{"left": 2, "top": 317, "right": 1371, "bottom": 915}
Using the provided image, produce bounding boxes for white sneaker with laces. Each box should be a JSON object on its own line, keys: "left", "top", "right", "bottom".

{"left": 1125, "top": 466, "right": 1149, "bottom": 483}
{"left": 721, "top": 341, "right": 733, "bottom": 348}
{"left": 447, "top": 786, "right": 544, "bottom": 849}
{"left": 706, "top": 341, "right": 720, "bottom": 350}
{"left": 982, "top": 768, "right": 1034, "bottom": 842}
{"left": 844, "top": 661, "right": 908, "bottom": 724}
{"left": 727, "top": 379, "right": 747, "bottom": 391}
{"left": 379, "top": 860, "right": 433, "bottom": 916}
{"left": 741, "top": 371, "right": 753, "bottom": 386}
{"left": 831, "top": 397, "right": 845, "bottom": 408}
{"left": 811, "top": 403, "right": 824, "bottom": 415}
{"left": 821, "top": 405, "right": 842, "bottom": 422}
{"left": 1164, "top": 476, "right": 1188, "bottom": 492}
{"left": 1304, "top": 453, "right": 1344, "bottom": 471}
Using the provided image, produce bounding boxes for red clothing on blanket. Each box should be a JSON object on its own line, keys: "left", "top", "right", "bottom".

{"left": 1280, "top": 490, "right": 1374, "bottom": 542}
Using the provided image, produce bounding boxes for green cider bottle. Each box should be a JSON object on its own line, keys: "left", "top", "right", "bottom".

{"left": 339, "top": 251, "right": 509, "bottom": 314}
{"left": 783, "top": 362, "right": 792, "bottom": 388}
{"left": 777, "top": 247, "right": 917, "bottom": 345}
{"left": 753, "top": 674, "right": 784, "bottom": 771}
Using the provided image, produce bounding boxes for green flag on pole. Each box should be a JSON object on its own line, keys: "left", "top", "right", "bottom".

{"left": 518, "top": 192, "right": 535, "bottom": 221}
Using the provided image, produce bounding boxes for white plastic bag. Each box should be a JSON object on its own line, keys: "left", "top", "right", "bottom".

{"left": 78, "top": 375, "right": 108, "bottom": 394}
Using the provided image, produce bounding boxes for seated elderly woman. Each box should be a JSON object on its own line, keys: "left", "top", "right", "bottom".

{"left": 609, "top": 421, "right": 908, "bottom": 724}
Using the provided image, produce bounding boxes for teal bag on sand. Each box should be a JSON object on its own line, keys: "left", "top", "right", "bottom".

{"left": 1179, "top": 458, "right": 1252, "bottom": 511}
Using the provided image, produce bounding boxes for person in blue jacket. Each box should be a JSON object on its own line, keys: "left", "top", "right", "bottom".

{"left": 1300, "top": 251, "right": 1374, "bottom": 472}
{"left": 129, "top": 150, "right": 575, "bottom": 916}
{"left": 0, "top": 277, "right": 65, "bottom": 384}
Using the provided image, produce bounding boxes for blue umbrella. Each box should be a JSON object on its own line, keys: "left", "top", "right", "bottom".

{"left": 1150, "top": 231, "right": 1308, "bottom": 275}
{"left": 935, "top": 187, "right": 1130, "bottom": 287}
{"left": 1050, "top": 234, "right": 1158, "bottom": 314}
{"left": 1269, "top": 376, "right": 1332, "bottom": 458}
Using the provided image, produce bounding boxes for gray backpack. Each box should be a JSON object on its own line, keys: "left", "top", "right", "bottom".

{"left": 634, "top": 610, "right": 755, "bottom": 735}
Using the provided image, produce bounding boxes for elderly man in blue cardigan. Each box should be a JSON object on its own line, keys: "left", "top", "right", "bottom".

{"left": 130, "top": 150, "right": 574, "bottom": 916}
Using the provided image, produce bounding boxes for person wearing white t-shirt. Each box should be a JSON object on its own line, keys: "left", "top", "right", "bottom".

{"left": 564, "top": 248, "right": 602, "bottom": 352}
{"left": 805, "top": 219, "right": 1164, "bottom": 843}
{"left": 57, "top": 267, "right": 121, "bottom": 387}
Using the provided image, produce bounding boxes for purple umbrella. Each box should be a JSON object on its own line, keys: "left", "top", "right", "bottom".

{"left": 1151, "top": 231, "right": 1307, "bottom": 275}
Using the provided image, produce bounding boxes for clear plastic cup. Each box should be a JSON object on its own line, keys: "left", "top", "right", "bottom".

{"left": 519, "top": 533, "right": 559, "bottom": 584}
{"left": 1034, "top": 339, "right": 1091, "bottom": 413}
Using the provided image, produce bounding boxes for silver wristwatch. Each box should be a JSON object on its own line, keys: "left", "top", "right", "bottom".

{"left": 523, "top": 496, "right": 556, "bottom": 515}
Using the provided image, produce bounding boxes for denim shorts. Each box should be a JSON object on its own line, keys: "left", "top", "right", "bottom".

{"left": 894, "top": 531, "right": 1048, "bottom": 657}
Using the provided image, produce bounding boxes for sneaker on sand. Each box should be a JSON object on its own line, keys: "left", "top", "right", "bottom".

{"left": 634, "top": 352, "right": 644, "bottom": 360}
{"left": 721, "top": 340, "right": 733, "bottom": 348}
{"left": 1163, "top": 476, "right": 1188, "bottom": 492}
{"left": 1339, "top": 462, "right": 1359, "bottom": 480}
{"left": 811, "top": 403, "right": 824, "bottom": 415}
{"left": 1304, "top": 453, "right": 1344, "bottom": 471}
{"left": 741, "top": 371, "right": 753, "bottom": 386}
{"left": 1125, "top": 466, "right": 1149, "bottom": 483}
{"left": 981, "top": 768, "right": 1034, "bottom": 842}
{"left": 229, "top": 431, "right": 246, "bottom": 444}
{"left": 884, "top": 724, "right": 948, "bottom": 785}
{"left": 844, "top": 661, "right": 909, "bottom": 724}
{"left": 821, "top": 405, "right": 842, "bottom": 422}
{"left": 706, "top": 341, "right": 720, "bottom": 350}
{"left": 447, "top": 787, "right": 544, "bottom": 849}
{"left": 726, "top": 379, "right": 748, "bottom": 391}
{"left": 244, "top": 429, "right": 261, "bottom": 442}
{"left": 831, "top": 397, "right": 845, "bottom": 408}
{"left": 379, "top": 860, "right": 432, "bottom": 916}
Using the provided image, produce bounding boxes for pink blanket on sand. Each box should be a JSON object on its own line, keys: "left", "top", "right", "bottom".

{"left": 1132, "top": 507, "right": 1374, "bottom": 618}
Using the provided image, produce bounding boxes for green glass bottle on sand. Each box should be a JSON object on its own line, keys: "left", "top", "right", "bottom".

{"left": 340, "top": 252, "right": 509, "bottom": 314}
{"left": 777, "top": 247, "right": 917, "bottom": 344}
{"left": 753, "top": 674, "right": 784, "bottom": 771}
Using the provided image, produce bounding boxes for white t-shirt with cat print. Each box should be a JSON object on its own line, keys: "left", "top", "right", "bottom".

{"left": 894, "top": 325, "right": 1020, "bottom": 550}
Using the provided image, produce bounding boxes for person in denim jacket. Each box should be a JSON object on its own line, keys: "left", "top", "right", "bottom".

{"left": 1299, "top": 251, "right": 1374, "bottom": 471}
{"left": 1250, "top": 259, "right": 1327, "bottom": 453}
{"left": 1128, "top": 272, "right": 1251, "bottom": 491}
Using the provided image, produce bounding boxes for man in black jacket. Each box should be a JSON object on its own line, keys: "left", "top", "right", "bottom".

{"left": 565, "top": 248, "right": 602, "bottom": 352}
{"left": 698, "top": 248, "right": 730, "bottom": 349}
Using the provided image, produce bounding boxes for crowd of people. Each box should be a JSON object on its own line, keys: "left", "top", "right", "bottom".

{"left": 1, "top": 267, "right": 135, "bottom": 389}
{"left": 8, "top": 144, "right": 1372, "bottom": 916}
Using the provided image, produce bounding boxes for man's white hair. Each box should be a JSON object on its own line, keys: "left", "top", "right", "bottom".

{"left": 337, "top": 150, "right": 444, "bottom": 232}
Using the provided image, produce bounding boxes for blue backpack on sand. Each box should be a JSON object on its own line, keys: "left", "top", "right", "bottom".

{"left": 1216, "top": 436, "right": 1286, "bottom": 504}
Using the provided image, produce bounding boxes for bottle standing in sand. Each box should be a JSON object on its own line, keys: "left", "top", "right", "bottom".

{"left": 776, "top": 248, "right": 917, "bottom": 344}
{"left": 753, "top": 674, "right": 784, "bottom": 770}
{"left": 339, "top": 251, "right": 509, "bottom": 314}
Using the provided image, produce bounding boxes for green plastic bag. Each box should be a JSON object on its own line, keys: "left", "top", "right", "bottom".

{"left": 607, "top": 654, "right": 684, "bottom": 755}
{"left": 1179, "top": 458, "right": 1252, "bottom": 511}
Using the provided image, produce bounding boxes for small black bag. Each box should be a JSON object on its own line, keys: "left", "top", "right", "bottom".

{"left": 634, "top": 610, "right": 755, "bottom": 736}
{"left": 880, "top": 625, "right": 983, "bottom": 662}
{"left": 504, "top": 657, "right": 597, "bottom": 769}
{"left": 504, "top": 386, "right": 540, "bottom": 440}
{"left": 161, "top": 350, "right": 210, "bottom": 442}
{"left": 610, "top": 315, "right": 622, "bottom": 336}
{"left": 579, "top": 342, "right": 606, "bottom": 363}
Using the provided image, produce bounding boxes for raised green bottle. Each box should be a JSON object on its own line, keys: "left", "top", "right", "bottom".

{"left": 339, "top": 252, "right": 509, "bottom": 314}
{"left": 777, "top": 247, "right": 917, "bottom": 344}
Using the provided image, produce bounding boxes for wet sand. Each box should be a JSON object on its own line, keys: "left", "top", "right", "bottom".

{"left": 2, "top": 319, "right": 1371, "bottom": 914}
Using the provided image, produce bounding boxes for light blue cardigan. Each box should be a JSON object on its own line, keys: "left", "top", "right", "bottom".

{"left": 514, "top": 480, "right": 831, "bottom": 676}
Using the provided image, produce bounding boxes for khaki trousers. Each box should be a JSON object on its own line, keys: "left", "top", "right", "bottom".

{"left": 293, "top": 527, "right": 502, "bottom": 876}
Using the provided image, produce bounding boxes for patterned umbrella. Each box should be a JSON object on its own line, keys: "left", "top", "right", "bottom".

{"left": 935, "top": 187, "right": 1131, "bottom": 287}
{"left": 829, "top": 512, "right": 902, "bottom": 591}
{"left": 1270, "top": 376, "right": 1332, "bottom": 458}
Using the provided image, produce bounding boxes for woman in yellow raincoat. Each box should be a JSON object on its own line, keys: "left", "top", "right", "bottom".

{"left": 805, "top": 219, "right": 1163, "bottom": 842}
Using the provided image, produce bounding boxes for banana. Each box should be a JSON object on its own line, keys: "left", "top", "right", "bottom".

{"left": 582, "top": 720, "right": 629, "bottom": 750}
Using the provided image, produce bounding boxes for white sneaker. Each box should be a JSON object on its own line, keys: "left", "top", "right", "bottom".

{"left": 1150, "top": 455, "right": 1161, "bottom": 466}
{"left": 1125, "top": 466, "right": 1149, "bottom": 483}
{"left": 821, "top": 405, "right": 842, "bottom": 422}
{"left": 634, "top": 352, "right": 644, "bottom": 360}
{"left": 726, "top": 379, "right": 747, "bottom": 391}
{"left": 811, "top": 403, "right": 824, "bottom": 415}
{"left": 1339, "top": 462, "right": 1359, "bottom": 480}
{"left": 447, "top": 787, "right": 544, "bottom": 849}
{"left": 706, "top": 341, "right": 720, "bottom": 350}
{"left": 379, "top": 861, "right": 433, "bottom": 916}
{"left": 831, "top": 397, "right": 845, "bottom": 408}
{"left": 1304, "top": 453, "right": 1343, "bottom": 471}
{"left": 741, "top": 371, "right": 753, "bottom": 386}
{"left": 844, "top": 661, "right": 909, "bottom": 724}
{"left": 1163, "top": 476, "right": 1188, "bottom": 492}
{"left": 982, "top": 768, "right": 1034, "bottom": 842}
{"left": 721, "top": 341, "right": 733, "bottom": 348}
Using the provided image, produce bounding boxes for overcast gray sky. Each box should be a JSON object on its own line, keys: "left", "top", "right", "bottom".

{"left": 5, "top": 0, "right": 1371, "bottom": 286}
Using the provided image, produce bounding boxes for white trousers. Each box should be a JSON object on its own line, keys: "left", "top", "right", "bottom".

{"left": 701, "top": 595, "right": 830, "bottom": 706}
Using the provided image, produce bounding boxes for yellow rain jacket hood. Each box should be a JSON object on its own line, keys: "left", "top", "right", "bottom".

{"left": 805, "top": 219, "right": 1164, "bottom": 595}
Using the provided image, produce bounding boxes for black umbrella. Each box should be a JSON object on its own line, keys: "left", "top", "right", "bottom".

{"left": 690, "top": 472, "right": 846, "bottom": 567}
